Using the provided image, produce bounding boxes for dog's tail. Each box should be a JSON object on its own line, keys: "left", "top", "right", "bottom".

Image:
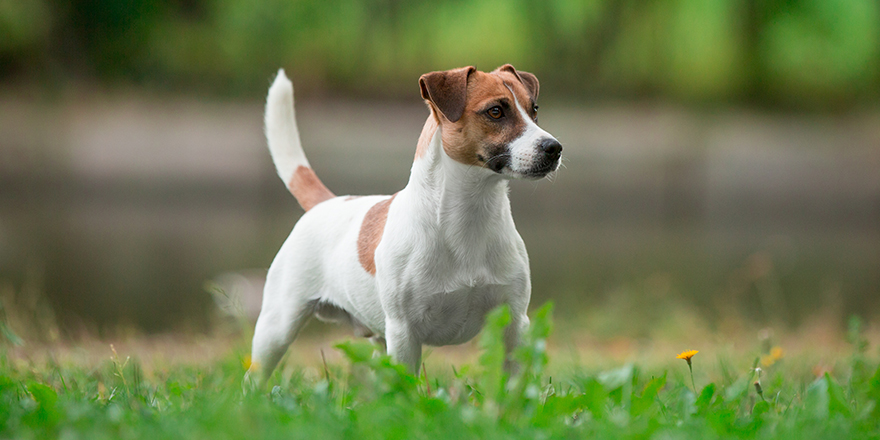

{"left": 265, "top": 69, "right": 335, "bottom": 211}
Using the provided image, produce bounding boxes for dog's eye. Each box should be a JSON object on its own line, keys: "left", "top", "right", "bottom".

{"left": 486, "top": 106, "right": 504, "bottom": 119}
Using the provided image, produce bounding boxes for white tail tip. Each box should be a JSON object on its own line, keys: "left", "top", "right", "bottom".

{"left": 265, "top": 67, "right": 309, "bottom": 183}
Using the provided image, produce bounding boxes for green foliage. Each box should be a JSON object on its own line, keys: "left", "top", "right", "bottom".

{"left": 0, "top": 0, "right": 51, "bottom": 55}
{"left": 0, "top": 303, "right": 879, "bottom": 438}
{"left": 0, "top": 297, "right": 24, "bottom": 347}
{"left": 2, "top": 0, "right": 879, "bottom": 107}
{"left": 761, "top": 0, "right": 880, "bottom": 105}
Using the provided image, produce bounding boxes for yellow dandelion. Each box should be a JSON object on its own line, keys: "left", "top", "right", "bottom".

{"left": 242, "top": 354, "right": 253, "bottom": 371}
{"left": 676, "top": 350, "right": 699, "bottom": 362}
{"left": 760, "top": 346, "right": 784, "bottom": 367}
{"left": 676, "top": 349, "right": 699, "bottom": 393}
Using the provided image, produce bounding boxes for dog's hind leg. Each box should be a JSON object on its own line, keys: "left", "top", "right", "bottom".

{"left": 248, "top": 267, "right": 318, "bottom": 385}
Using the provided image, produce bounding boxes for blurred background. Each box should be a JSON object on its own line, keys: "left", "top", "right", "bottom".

{"left": 0, "top": 0, "right": 878, "bottom": 348}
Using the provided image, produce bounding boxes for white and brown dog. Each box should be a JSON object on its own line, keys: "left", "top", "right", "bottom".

{"left": 249, "top": 65, "right": 562, "bottom": 381}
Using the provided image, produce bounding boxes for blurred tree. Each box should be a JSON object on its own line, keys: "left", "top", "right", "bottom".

{"left": 759, "top": 0, "right": 880, "bottom": 107}
{"left": 1, "top": 0, "right": 878, "bottom": 108}
{"left": 0, "top": 0, "right": 52, "bottom": 78}
{"left": 64, "top": 0, "right": 169, "bottom": 78}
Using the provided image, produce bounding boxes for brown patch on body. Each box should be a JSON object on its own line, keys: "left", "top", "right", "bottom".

{"left": 418, "top": 65, "right": 539, "bottom": 169}
{"left": 289, "top": 165, "right": 335, "bottom": 211}
{"left": 357, "top": 194, "right": 397, "bottom": 275}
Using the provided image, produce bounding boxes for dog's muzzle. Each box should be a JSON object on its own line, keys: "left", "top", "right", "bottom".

{"left": 529, "top": 137, "right": 562, "bottom": 177}
{"left": 539, "top": 138, "right": 562, "bottom": 161}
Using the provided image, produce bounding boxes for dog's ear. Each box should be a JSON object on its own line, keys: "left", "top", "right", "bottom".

{"left": 497, "top": 64, "right": 540, "bottom": 101}
{"left": 516, "top": 71, "right": 539, "bottom": 101}
{"left": 419, "top": 66, "right": 475, "bottom": 123}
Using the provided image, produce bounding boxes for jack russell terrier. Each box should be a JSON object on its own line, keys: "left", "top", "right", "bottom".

{"left": 249, "top": 65, "right": 562, "bottom": 381}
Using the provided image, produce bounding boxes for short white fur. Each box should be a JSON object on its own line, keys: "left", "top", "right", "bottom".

{"left": 265, "top": 69, "right": 311, "bottom": 183}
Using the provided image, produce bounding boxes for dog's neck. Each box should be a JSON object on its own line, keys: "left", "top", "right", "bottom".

{"left": 402, "top": 114, "right": 512, "bottom": 241}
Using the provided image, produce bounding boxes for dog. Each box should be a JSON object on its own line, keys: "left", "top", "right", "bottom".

{"left": 249, "top": 65, "right": 562, "bottom": 381}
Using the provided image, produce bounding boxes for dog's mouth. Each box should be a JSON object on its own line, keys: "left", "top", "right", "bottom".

{"left": 480, "top": 143, "right": 562, "bottom": 179}
{"left": 496, "top": 157, "right": 561, "bottom": 180}
{"left": 518, "top": 145, "right": 562, "bottom": 179}
{"left": 522, "top": 158, "right": 560, "bottom": 179}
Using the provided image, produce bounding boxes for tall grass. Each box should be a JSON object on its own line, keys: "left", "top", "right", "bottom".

{"left": 1, "top": 304, "right": 879, "bottom": 439}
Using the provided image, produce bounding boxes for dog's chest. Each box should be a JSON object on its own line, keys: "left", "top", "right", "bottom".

{"left": 406, "top": 283, "right": 504, "bottom": 347}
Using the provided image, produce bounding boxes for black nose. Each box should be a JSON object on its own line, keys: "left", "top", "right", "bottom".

{"left": 539, "top": 138, "right": 562, "bottom": 157}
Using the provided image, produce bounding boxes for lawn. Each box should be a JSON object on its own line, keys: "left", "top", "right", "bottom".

{"left": 2, "top": 304, "right": 879, "bottom": 439}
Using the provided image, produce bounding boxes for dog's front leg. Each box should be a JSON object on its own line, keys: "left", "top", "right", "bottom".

{"left": 384, "top": 318, "right": 421, "bottom": 373}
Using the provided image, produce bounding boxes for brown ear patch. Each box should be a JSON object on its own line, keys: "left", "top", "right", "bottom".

{"left": 357, "top": 194, "right": 397, "bottom": 275}
{"left": 495, "top": 64, "right": 539, "bottom": 101}
{"left": 419, "top": 66, "right": 475, "bottom": 122}
{"left": 289, "top": 165, "right": 335, "bottom": 211}
{"left": 516, "top": 71, "right": 539, "bottom": 101}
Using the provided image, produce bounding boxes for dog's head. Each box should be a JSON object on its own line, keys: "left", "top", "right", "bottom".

{"left": 419, "top": 64, "right": 562, "bottom": 179}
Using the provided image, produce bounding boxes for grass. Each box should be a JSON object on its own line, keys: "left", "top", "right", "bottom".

{"left": 1, "top": 304, "right": 879, "bottom": 439}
